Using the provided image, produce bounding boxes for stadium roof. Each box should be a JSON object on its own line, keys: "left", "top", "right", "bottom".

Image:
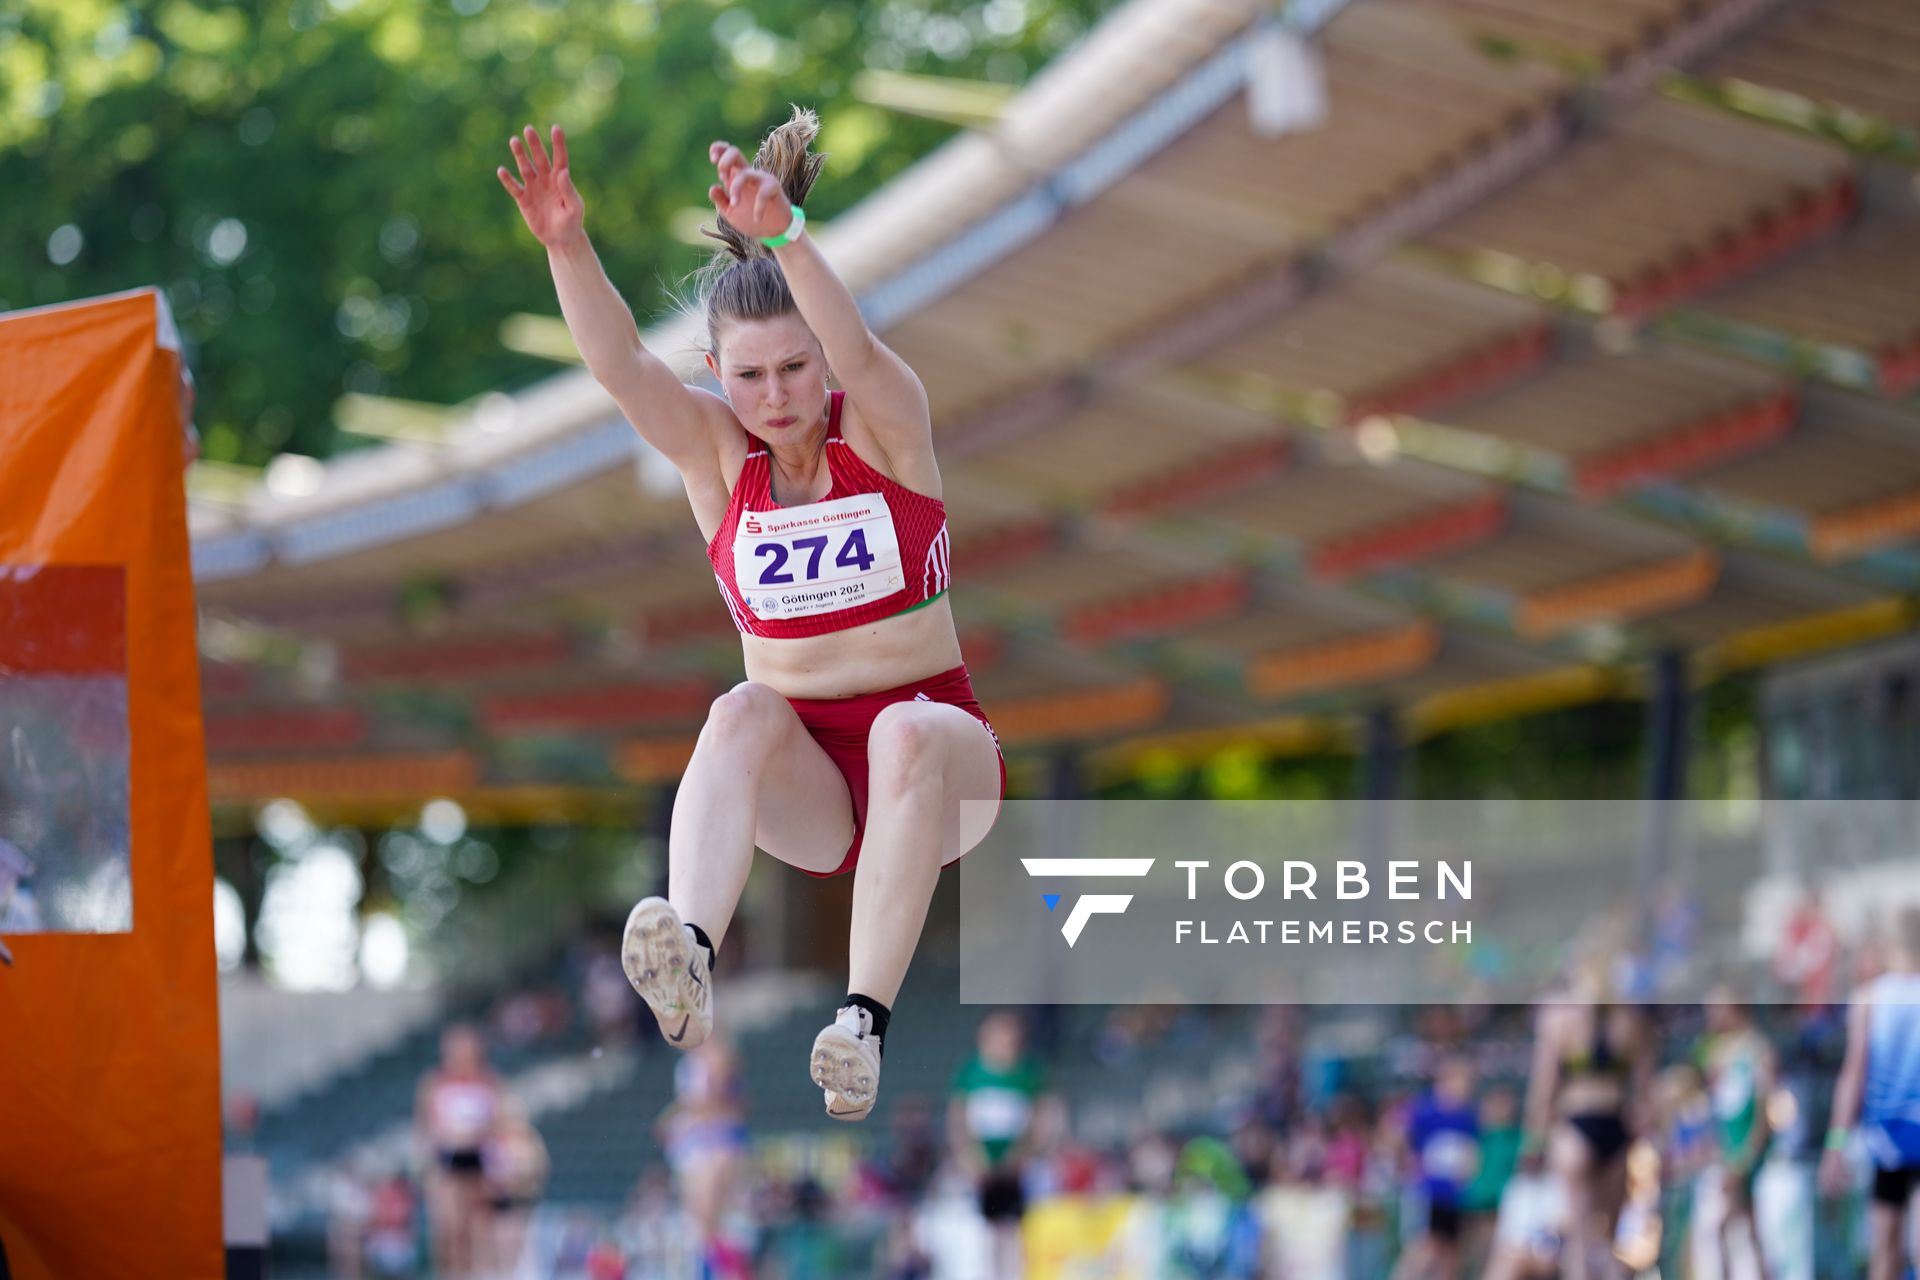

{"left": 188, "top": 0, "right": 1920, "bottom": 811}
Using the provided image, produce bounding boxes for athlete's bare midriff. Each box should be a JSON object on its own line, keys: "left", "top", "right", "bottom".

{"left": 739, "top": 594, "right": 963, "bottom": 698}
{"left": 1558, "top": 1075, "right": 1627, "bottom": 1118}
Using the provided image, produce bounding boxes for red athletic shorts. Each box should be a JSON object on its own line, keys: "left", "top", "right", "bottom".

{"left": 784, "top": 663, "right": 1006, "bottom": 879}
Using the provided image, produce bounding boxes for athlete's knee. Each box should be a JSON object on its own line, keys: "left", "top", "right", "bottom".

{"left": 701, "top": 681, "right": 789, "bottom": 754}
{"left": 868, "top": 703, "right": 948, "bottom": 794}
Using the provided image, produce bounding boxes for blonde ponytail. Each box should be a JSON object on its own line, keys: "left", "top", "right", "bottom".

{"left": 700, "top": 105, "right": 827, "bottom": 265}
{"left": 691, "top": 106, "right": 829, "bottom": 361}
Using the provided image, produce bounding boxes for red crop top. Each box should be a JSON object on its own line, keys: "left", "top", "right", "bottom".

{"left": 706, "top": 391, "right": 951, "bottom": 639}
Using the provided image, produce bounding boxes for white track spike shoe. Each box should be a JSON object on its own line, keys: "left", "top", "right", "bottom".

{"left": 810, "top": 1004, "right": 883, "bottom": 1122}
{"left": 621, "top": 897, "right": 712, "bottom": 1050}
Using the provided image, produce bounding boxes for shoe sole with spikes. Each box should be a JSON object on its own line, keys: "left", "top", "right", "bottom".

{"left": 810, "top": 1022, "right": 880, "bottom": 1122}
{"left": 621, "top": 897, "right": 711, "bottom": 1050}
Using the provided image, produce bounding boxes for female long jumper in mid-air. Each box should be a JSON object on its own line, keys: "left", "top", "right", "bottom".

{"left": 499, "top": 106, "right": 1007, "bottom": 1121}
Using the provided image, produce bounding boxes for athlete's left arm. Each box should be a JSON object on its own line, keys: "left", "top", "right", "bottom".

{"left": 1744, "top": 1036, "right": 1778, "bottom": 1167}
{"left": 773, "top": 231, "right": 933, "bottom": 466}
{"left": 1626, "top": 1013, "right": 1659, "bottom": 1136}
{"left": 1820, "top": 995, "right": 1871, "bottom": 1194}
{"left": 708, "top": 142, "right": 934, "bottom": 468}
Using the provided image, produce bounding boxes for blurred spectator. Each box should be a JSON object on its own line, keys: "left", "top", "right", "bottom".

{"left": 364, "top": 1169, "right": 421, "bottom": 1280}
{"left": 0, "top": 837, "right": 41, "bottom": 965}
{"left": 1780, "top": 1003, "right": 1846, "bottom": 1161}
{"left": 657, "top": 1036, "right": 750, "bottom": 1278}
{"left": 1482, "top": 1168, "right": 1568, "bottom": 1280}
{"left": 1248, "top": 1006, "right": 1303, "bottom": 1129}
{"left": 1463, "top": 1084, "right": 1523, "bottom": 1269}
{"left": 491, "top": 988, "right": 572, "bottom": 1051}
{"left": 1164, "top": 1136, "right": 1261, "bottom": 1278}
{"left": 582, "top": 948, "right": 638, "bottom": 1048}
{"left": 1227, "top": 1116, "right": 1278, "bottom": 1188}
{"left": 415, "top": 1024, "right": 504, "bottom": 1278}
{"left": 1522, "top": 957, "right": 1653, "bottom": 1280}
{"left": 1698, "top": 983, "right": 1776, "bottom": 1279}
{"left": 616, "top": 1166, "right": 695, "bottom": 1276}
{"left": 325, "top": 1156, "right": 421, "bottom": 1280}
{"left": 582, "top": 1238, "right": 626, "bottom": 1280}
{"left": 1094, "top": 1005, "right": 1150, "bottom": 1068}
{"left": 325, "top": 1161, "right": 372, "bottom": 1280}
{"left": 951, "top": 1010, "right": 1048, "bottom": 1278}
{"left": 483, "top": 1096, "right": 549, "bottom": 1278}
{"left": 225, "top": 1091, "right": 261, "bottom": 1153}
{"left": 1821, "top": 906, "right": 1920, "bottom": 1280}
{"left": 1391, "top": 1055, "right": 1480, "bottom": 1280}
{"left": 1324, "top": 1094, "right": 1373, "bottom": 1191}
{"left": 1259, "top": 1120, "right": 1353, "bottom": 1280}
{"left": 1651, "top": 880, "right": 1705, "bottom": 998}
{"left": 874, "top": 1093, "right": 943, "bottom": 1203}
{"left": 1129, "top": 1131, "right": 1180, "bottom": 1198}
{"left": 1774, "top": 885, "right": 1838, "bottom": 1009}
{"left": 873, "top": 1209, "right": 933, "bottom": 1280}
{"left": 758, "top": 1176, "right": 846, "bottom": 1278}
{"left": 1656, "top": 1062, "right": 1716, "bottom": 1184}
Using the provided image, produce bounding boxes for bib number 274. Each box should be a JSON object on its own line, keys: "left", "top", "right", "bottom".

{"left": 754, "top": 528, "right": 876, "bottom": 584}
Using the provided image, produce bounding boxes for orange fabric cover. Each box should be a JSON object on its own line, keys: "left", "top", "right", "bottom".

{"left": 0, "top": 290, "right": 223, "bottom": 1277}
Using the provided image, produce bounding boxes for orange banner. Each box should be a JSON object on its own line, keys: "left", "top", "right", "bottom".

{"left": 0, "top": 290, "right": 224, "bottom": 1277}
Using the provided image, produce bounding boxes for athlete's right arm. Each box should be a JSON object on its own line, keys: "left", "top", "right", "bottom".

{"left": 1821, "top": 994, "right": 1871, "bottom": 1193}
{"left": 413, "top": 1076, "right": 434, "bottom": 1168}
{"left": 500, "top": 125, "right": 724, "bottom": 474}
{"left": 1518, "top": 1006, "right": 1559, "bottom": 1165}
{"left": 545, "top": 232, "right": 724, "bottom": 469}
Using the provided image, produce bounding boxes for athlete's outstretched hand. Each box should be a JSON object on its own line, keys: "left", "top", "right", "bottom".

{"left": 500, "top": 124, "right": 584, "bottom": 248}
{"left": 708, "top": 140, "right": 794, "bottom": 241}
{"left": 1818, "top": 1145, "right": 1850, "bottom": 1197}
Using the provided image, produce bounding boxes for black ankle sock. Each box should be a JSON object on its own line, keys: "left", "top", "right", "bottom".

{"left": 686, "top": 922, "right": 716, "bottom": 973}
{"left": 844, "top": 992, "right": 890, "bottom": 1057}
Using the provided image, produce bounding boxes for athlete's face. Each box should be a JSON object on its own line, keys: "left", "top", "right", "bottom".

{"left": 706, "top": 314, "right": 829, "bottom": 440}
{"left": 1436, "top": 1059, "right": 1475, "bottom": 1102}
{"left": 978, "top": 1011, "right": 1024, "bottom": 1067}
{"left": 442, "top": 1025, "right": 485, "bottom": 1073}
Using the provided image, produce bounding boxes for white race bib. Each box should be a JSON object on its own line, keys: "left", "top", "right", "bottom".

{"left": 733, "top": 492, "right": 904, "bottom": 620}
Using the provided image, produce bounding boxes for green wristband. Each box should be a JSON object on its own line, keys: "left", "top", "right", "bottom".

{"left": 761, "top": 204, "right": 806, "bottom": 248}
{"left": 1825, "top": 1128, "right": 1849, "bottom": 1152}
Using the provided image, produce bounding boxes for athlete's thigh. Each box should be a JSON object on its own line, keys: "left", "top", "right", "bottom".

{"left": 868, "top": 702, "right": 1003, "bottom": 861}
{"left": 948, "top": 711, "right": 1004, "bottom": 858}
{"left": 744, "top": 697, "right": 856, "bottom": 875}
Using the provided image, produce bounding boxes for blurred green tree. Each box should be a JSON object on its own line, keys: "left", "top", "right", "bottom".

{"left": 3, "top": 0, "right": 1119, "bottom": 465}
